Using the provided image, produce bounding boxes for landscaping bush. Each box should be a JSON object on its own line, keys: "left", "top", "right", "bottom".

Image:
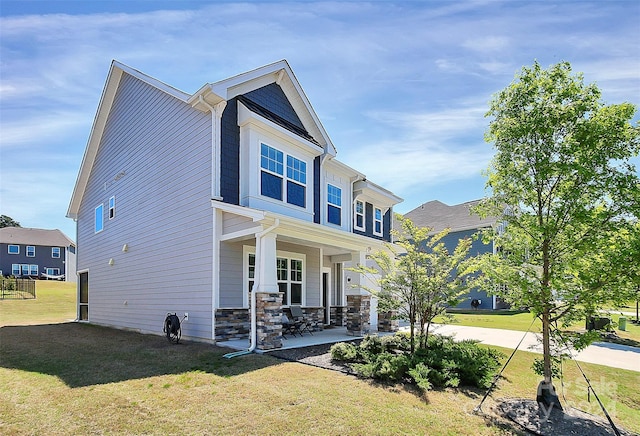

{"left": 331, "top": 333, "right": 504, "bottom": 392}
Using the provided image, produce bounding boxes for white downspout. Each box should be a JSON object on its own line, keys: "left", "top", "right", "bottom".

{"left": 224, "top": 218, "right": 280, "bottom": 359}
{"left": 198, "top": 95, "right": 225, "bottom": 201}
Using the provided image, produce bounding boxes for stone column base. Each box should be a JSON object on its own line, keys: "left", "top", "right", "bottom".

{"left": 346, "top": 294, "right": 370, "bottom": 336}
{"left": 255, "top": 291, "right": 283, "bottom": 350}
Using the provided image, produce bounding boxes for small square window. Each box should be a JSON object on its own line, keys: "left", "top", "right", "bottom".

{"left": 8, "top": 245, "right": 19, "bottom": 255}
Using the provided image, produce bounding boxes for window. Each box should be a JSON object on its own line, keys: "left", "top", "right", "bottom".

{"left": 95, "top": 204, "right": 104, "bottom": 233}
{"left": 46, "top": 268, "right": 60, "bottom": 276}
{"left": 52, "top": 247, "right": 61, "bottom": 258}
{"left": 26, "top": 246, "right": 35, "bottom": 257}
{"left": 29, "top": 265, "right": 38, "bottom": 276}
{"left": 260, "top": 143, "right": 307, "bottom": 208}
{"left": 277, "top": 257, "right": 304, "bottom": 306}
{"left": 354, "top": 200, "right": 365, "bottom": 231}
{"left": 327, "top": 184, "right": 342, "bottom": 225}
{"left": 109, "top": 196, "right": 116, "bottom": 219}
{"left": 12, "top": 264, "right": 20, "bottom": 275}
{"left": 21, "top": 264, "right": 29, "bottom": 275}
{"left": 374, "top": 207, "right": 383, "bottom": 236}
{"left": 8, "top": 245, "right": 19, "bottom": 255}
{"left": 245, "top": 248, "right": 304, "bottom": 307}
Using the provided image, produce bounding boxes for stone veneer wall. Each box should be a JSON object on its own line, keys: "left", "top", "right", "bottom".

{"left": 330, "top": 306, "right": 347, "bottom": 326}
{"left": 215, "top": 308, "right": 250, "bottom": 342}
{"left": 346, "top": 295, "right": 370, "bottom": 336}
{"left": 255, "top": 291, "right": 283, "bottom": 350}
{"left": 284, "top": 307, "right": 324, "bottom": 331}
{"left": 377, "top": 311, "right": 399, "bottom": 332}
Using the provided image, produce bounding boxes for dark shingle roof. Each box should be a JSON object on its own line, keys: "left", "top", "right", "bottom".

{"left": 402, "top": 200, "right": 497, "bottom": 233}
{"left": 0, "top": 227, "right": 75, "bottom": 247}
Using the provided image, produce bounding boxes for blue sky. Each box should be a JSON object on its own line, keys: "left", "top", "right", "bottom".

{"left": 1, "top": 1, "right": 639, "bottom": 240}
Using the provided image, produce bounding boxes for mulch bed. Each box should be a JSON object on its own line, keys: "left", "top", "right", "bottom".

{"left": 269, "top": 343, "right": 635, "bottom": 436}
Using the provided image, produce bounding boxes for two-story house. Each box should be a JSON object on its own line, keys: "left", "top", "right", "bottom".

{"left": 0, "top": 227, "right": 76, "bottom": 281}
{"left": 403, "top": 200, "right": 509, "bottom": 310}
{"left": 67, "top": 60, "right": 402, "bottom": 349}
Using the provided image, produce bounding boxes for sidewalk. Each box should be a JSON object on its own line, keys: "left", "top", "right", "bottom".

{"left": 424, "top": 324, "right": 639, "bottom": 372}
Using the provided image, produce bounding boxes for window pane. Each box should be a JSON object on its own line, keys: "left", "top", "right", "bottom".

{"left": 52, "top": 247, "right": 61, "bottom": 258}
{"left": 260, "top": 143, "right": 283, "bottom": 175}
{"left": 30, "top": 265, "right": 38, "bottom": 275}
{"left": 375, "top": 221, "right": 382, "bottom": 233}
{"left": 277, "top": 258, "right": 288, "bottom": 280}
{"left": 291, "top": 259, "right": 303, "bottom": 282}
{"left": 95, "top": 204, "right": 104, "bottom": 233}
{"left": 328, "top": 204, "right": 341, "bottom": 225}
{"left": 12, "top": 264, "right": 20, "bottom": 275}
{"left": 21, "top": 265, "right": 29, "bottom": 275}
{"left": 356, "top": 201, "right": 363, "bottom": 213}
{"left": 290, "top": 283, "right": 302, "bottom": 304}
{"left": 261, "top": 171, "right": 283, "bottom": 200}
{"left": 327, "top": 184, "right": 341, "bottom": 206}
{"left": 356, "top": 215, "right": 363, "bottom": 227}
{"left": 286, "top": 181, "right": 305, "bottom": 208}
{"left": 27, "top": 246, "right": 35, "bottom": 257}
{"left": 278, "top": 282, "right": 288, "bottom": 304}
{"left": 8, "top": 245, "right": 19, "bottom": 254}
{"left": 109, "top": 196, "right": 116, "bottom": 219}
{"left": 375, "top": 208, "right": 382, "bottom": 220}
{"left": 287, "top": 155, "right": 306, "bottom": 184}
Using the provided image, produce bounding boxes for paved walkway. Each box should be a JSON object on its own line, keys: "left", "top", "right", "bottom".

{"left": 427, "top": 324, "right": 639, "bottom": 372}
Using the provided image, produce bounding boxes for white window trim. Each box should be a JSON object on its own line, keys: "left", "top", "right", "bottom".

{"left": 108, "top": 196, "right": 116, "bottom": 220}
{"left": 11, "top": 264, "right": 20, "bottom": 275}
{"left": 243, "top": 246, "right": 306, "bottom": 308}
{"left": 354, "top": 200, "right": 365, "bottom": 231}
{"left": 26, "top": 246, "right": 35, "bottom": 257}
{"left": 327, "top": 184, "right": 342, "bottom": 227}
{"left": 8, "top": 245, "right": 19, "bottom": 255}
{"left": 52, "top": 247, "right": 61, "bottom": 258}
{"left": 373, "top": 207, "right": 384, "bottom": 236}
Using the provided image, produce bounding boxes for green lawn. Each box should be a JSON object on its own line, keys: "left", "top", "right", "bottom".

{"left": 436, "top": 309, "right": 640, "bottom": 345}
{"left": 1, "top": 282, "right": 638, "bottom": 435}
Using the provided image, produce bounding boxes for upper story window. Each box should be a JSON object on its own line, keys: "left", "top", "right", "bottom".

{"left": 354, "top": 200, "right": 365, "bottom": 231}
{"left": 26, "top": 246, "right": 35, "bottom": 257}
{"left": 327, "top": 184, "right": 342, "bottom": 226}
{"left": 109, "top": 196, "right": 116, "bottom": 219}
{"left": 8, "top": 245, "right": 19, "bottom": 255}
{"left": 260, "top": 143, "right": 306, "bottom": 208}
{"left": 374, "top": 207, "right": 383, "bottom": 236}
{"left": 95, "top": 204, "right": 104, "bottom": 233}
{"left": 52, "top": 247, "right": 61, "bottom": 258}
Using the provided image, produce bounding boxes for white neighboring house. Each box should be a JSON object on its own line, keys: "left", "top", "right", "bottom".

{"left": 67, "top": 60, "right": 402, "bottom": 349}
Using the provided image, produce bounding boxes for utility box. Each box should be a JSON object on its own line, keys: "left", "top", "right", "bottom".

{"left": 618, "top": 316, "right": 627, "bottom": 331}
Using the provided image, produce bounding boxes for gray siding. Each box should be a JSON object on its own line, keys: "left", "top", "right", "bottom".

{"left": 219, "top": 241, "right": 244, "bottom": 307}
{"left": 76, "top": 73, "right": 214, "bottom": 340}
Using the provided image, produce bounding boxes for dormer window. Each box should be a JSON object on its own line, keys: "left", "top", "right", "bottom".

{"left": 260, "top": 143, "right": 306, "bottom": 208}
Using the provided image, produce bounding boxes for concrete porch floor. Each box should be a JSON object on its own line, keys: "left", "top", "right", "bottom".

{"left": 219, "top": 326, "right": 371, "bottom": 353}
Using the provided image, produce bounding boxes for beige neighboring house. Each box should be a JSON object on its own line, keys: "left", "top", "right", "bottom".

{"left": 0, "top": 227, "right": 77, "bottom": 282}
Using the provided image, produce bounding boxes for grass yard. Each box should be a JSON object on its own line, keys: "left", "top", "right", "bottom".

{"left": 436, "top": 310, "right": 640, "bottom": 346}
{"left": 1, "top": 281, "right": 639, "bottom": 435}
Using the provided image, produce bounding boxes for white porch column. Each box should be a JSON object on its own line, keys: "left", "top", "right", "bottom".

{"left": 257, "top": 232, "right": 278, "bottom": 293}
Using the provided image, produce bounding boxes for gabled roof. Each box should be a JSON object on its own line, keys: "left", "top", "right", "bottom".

{"left": 67, "top": 60, "right": 337, "bottom": 220}
{"left": 0, "top": 227, "right": 75, "bottom": 247}
{"left": 402, "top": 200, "right": 497, "bottom": 233}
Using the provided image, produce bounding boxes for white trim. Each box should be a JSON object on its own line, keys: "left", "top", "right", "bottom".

{"left": 354, "top": 200, "right": 365, "bottom": 232}
{"left": 373, "top": 207, "right": 384, "bottom": 236}
{"left": 94, "top": 204, "right": 104, "bottom": 233}
{"left": 26, "top": 246, "right": 35, "bottom": 257}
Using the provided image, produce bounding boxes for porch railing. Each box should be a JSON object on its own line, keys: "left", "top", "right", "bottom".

{"left": 1, "top": 278, "right": 36, "bottom": 299}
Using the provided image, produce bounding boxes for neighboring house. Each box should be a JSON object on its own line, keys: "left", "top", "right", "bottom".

{"left": 402, "top": 200, "right": 508, "bottom": 310}
{"left": 67, "top": 60, "right": 402, "bottom": 349}
{"left": 0, "top": 227, "right": 77, "bottom": 282}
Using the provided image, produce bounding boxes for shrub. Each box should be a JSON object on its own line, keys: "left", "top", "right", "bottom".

{"left": 330, "top": 342, "right": 359, "bottom": 362}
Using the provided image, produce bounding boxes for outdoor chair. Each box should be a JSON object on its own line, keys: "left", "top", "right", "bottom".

{"left": 289, "top": 305, "right": 315, "bottom": 336}
{"left": 281, "top": 314, "right": 302, "bottom": 338}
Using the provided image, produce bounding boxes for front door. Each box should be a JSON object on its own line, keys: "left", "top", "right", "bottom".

{"left": 322, "top": 268, "right": 331, "bottom": 325}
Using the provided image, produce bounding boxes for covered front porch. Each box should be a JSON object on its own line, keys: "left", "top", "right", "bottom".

{"left": 220, "top": 326, "right": 365, "bottom": 352}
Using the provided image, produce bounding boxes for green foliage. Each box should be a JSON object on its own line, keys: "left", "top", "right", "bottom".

{"left": 0, "top": 215, "right": 21, "bottom": 228}
{"left": 331, "top": 333, "right": 504, "bottom": 392}
{"left": 349, "top": 216, "right": 474, "bottom": 352}
{"left": 473, "top": 60, "right": 640, "bottom": 383}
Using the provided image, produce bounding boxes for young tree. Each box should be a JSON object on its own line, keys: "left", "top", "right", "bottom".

{"left": 350, "top": 215, "right": 472, "bottom": 352}
{"left": 475, "top": 61, "right": 639, "bottom": 406}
